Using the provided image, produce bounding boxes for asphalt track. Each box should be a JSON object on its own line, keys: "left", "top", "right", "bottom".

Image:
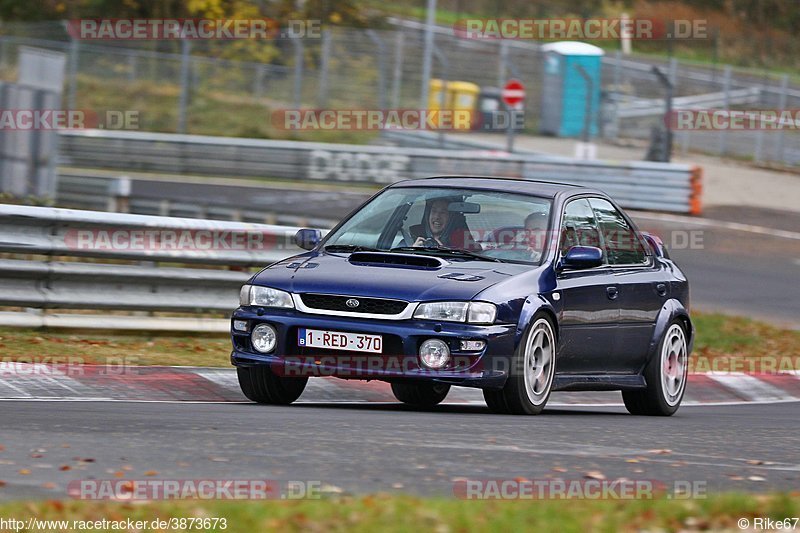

{"left": 0, "top": 400, "right": 798, "bottom": 500}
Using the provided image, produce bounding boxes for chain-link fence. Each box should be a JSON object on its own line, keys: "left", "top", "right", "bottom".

{"left": 1, "top": 20, "right": 798, "bottom": 166}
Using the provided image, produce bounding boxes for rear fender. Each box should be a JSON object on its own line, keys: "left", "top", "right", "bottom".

{"left": 643, "top": 299, "right": 694, "bottom": 372}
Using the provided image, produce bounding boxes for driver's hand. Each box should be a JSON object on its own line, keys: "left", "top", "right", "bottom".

{"left": 412, "top": 237, "right": 427, "bottom": 247}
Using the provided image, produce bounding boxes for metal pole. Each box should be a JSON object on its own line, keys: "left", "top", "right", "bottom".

{"left": 497, "top": 40, "right": 508, "bottom": 88}
{"left": 575, "top": 65, "right": 593, "bottom": 144}
{"left": 776, "top": 74, "right": 789, "bottom": 163}
{"left": 391, "top": 31, "right": 405, "bottom": 108}
{"left": 718, "top": 65, "right": 731, "bottom": 156}
{"left": 292, "top": 38, "right": 304, "bottom": 109}
{"left": 177, "top": 38, "right": 191, "bottom": 133}
{"left": 317, "top": 29, "right": 331, "bottom": 107}
{"left": 67, "top": 36, "right": 79, "bottom": 110}
{"left": 366, "top": 30, "right": 387, "bottom": 110}
{"left": 506, "top": 103, "right": 515, "bottom": 153}
{"left": 432, "top": 46, "right": 448, "bottom": 148}
{"left": 420, "top": 0, "right": 437, "bottom": 110}
{"left": 651, "top": 66, "right": 673, "bottom": 162}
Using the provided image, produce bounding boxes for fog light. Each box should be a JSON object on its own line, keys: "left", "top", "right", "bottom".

{"left": 233, "top": 320, "right": 249, "bottom": 332}
{"left": 419, "top": 339, "right": 450, "bottom": 369}
{"left": 460, "top": 340, "right": 486, "bottom": 351}
{"left": 251, "top": 323, "right": 277, "bottom": 353}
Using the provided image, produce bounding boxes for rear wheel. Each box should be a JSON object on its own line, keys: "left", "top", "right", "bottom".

{"left": 391, "top": 382, "right": 450, "bottom": 406}
{"left": 489, "top": 315, "right": 556, "bottom": 415}
{"left": 237, "top": 366, "right": 307, "bottom": 405}
{"left": 622, "top": 320, "right": 688, "bottom": 416}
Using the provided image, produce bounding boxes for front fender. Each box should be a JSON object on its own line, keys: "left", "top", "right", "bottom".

{"left": 517, "top": 293, "right": 559, "bottom": 348}
{"left": 645, "top": 298, "right": 694, "bottom": 372}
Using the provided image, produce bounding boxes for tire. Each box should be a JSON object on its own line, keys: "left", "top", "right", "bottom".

{"left": 491, "top": 314, "right": 557, "bottom": 415}
{"left": 622, "top": 320, "right": 689, "bottom": 416}
{"left": 482, "top": 389, "right": 510, "bottom": 414}
{"left": 391, "top": 382, "right": 450, "bottom": 406}
{"left": 237, "top": 366, "right": 307, "bottom": 405}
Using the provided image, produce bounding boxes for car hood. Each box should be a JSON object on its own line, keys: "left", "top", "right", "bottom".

{"left": 251, "top": 251, "right": 531, "bottom": 302}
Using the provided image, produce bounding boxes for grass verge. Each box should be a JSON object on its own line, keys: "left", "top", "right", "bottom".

{"left": 0, "top": 493, "right": 798, "bottom": 532}
{"left": 0, "top": 311, "right": 797, "bottom": 369}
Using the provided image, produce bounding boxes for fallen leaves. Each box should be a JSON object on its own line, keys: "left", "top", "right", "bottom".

{"left": 583, "top": 470, "right": 606, "bottom": 481}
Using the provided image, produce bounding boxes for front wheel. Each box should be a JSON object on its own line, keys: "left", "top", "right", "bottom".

{"left": 391, "top": 382, "right": 450, "bottom": 406}
{"left": 487, "top": 315, "right": 556, "bottom": 415}
{"left": 237, "top": 366, "right": 307, "bottom": 405}
{"left": 622, "top": 320, "right": 689, "bottom": 416}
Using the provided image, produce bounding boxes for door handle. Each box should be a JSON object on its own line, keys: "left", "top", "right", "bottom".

{"left": 656, "top": 283, "right": 667, "bottom": 296}
{"left": 606, "top": 286, "right": 619, "bottom": 300}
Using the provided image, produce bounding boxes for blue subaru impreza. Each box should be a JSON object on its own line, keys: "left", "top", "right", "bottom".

{"left": 231, "top": 177, "right": 693, "bottom": 415}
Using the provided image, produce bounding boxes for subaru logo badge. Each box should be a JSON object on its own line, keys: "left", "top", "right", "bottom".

{"left": 345, "top": 298, "right": 360, "bottom": 308}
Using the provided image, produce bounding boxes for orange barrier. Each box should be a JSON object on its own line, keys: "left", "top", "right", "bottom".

{"left": 689, "top": 165, "right": 703, "bottom": 216}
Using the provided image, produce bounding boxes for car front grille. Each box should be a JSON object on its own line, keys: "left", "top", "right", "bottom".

{"left": 299, "top": 293, "right": 408, "bottom": 315}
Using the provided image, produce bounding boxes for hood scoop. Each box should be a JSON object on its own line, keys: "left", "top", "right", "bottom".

{"left": 348, "top": 251, "right": 446, "bottom": 270}
{"left": 438, "top": 272, "right": 485, "bottom": 282}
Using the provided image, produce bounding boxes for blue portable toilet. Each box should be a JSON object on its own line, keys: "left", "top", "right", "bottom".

{"left": 539, "top": 41, "right": 604, "bottom": 138}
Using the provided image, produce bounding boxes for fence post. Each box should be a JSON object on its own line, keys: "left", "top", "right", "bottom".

{"left": 668, "top": 57, "right": 678, "bottom": 88}
{"left": 317, "top": 29, "right": 331, "bottom": 107}
{"left": 177, "top": 38, "right": 191, "bottom": 133}
{"left": 292, "top": 38, "right": 304, "bottom": 108}
{"left": 127, "top": 54, "right": 137, "bottom": 82}
{"left": 67, "top": 35, "right": 79, "bottom": 110}
{"left": 718, "top": 65, "right": 731, "bottom": 156}
{"left": 420, "top": 0, "right": 437, "bottom": 110}
{"left": 391, "top": 31, "right": 404, "bottom": 108}
{"left": 253, "top": 64, "right": 265, "bottom": 99}
{"left": 775, "top": 74, "right": 788, "bottom": 164}
{"left": 366, "top": 30, "right": 387, "bottom": 110}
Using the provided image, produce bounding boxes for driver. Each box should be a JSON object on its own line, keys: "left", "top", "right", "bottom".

{"left": 410, "top": 197, "right": 479, "bottom": 250}
{"left": 514, "top": 210, "right": 548, "bottom": 261}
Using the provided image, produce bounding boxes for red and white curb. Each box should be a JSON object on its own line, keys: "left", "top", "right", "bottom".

{"left": 1, "top": 363, "right": 799, "bottom": 406}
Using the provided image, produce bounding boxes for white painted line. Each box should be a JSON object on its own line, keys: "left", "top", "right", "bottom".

{"left": 707, "top": 372, "right": 797, "bottom": 402}
{"left": 632, "top": 211, "right": 800, "bottom": 241}
{"left": 193, "top": 368, "right": 240, "bottom": 389}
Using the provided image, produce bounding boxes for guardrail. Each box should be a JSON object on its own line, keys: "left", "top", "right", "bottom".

{"left": 59, "top": 129, "right": 703, "bottom": 215}
{"left": 0, "top": 204, "right": 308, "bottom": 331}
{"left": 617, "top": 87, "right": 762, "bottom": 119}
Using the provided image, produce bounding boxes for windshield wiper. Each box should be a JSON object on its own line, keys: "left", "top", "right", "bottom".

{"left": 323, "top": 244, "right": 380, "bottom": 253}
{"left": 389, "top": 246, "right": 503, "bottom": 263}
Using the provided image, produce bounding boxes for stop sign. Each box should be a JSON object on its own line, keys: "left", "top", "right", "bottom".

{"left": 502, "top": 79, "right": 526, "bottom": 106}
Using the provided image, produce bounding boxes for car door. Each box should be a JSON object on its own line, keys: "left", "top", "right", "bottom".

{"left": 554, "top": 198, "right": 620, "bottom": 374}
{"left": 589, "top": 198, "right": 664, "bottom": 373}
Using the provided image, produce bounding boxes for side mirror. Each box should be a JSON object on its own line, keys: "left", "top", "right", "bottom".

{"left": 294, "top": 228, "right": 322, "bottom": 251}
{"left": 561, "top": 246, "right": 603, "bottom": 270}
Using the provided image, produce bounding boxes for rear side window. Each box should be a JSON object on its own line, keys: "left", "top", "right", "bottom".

{"left": 589, "top": 198, "right": 648, "bottom": 265}
{"left": 560, "top": 199, "right": 602, "bottom": 256}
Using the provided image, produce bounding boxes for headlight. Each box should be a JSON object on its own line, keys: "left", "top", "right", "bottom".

{"left": 419, "top": 339, "right": 450, "bottom": 369}
{"left": 251, "top": 323, "right": 277, "bottom": 353}
{"left": 467, "top": 302, "right": 497, "bottom": 324}
{"left": 239, "top": 284, "right": 294, "bottom": 308}
{"left": 413, "top": 301, "right": 496, "bottom": 324}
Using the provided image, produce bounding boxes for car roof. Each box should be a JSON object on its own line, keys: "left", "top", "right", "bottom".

{"left": 389, "top": 176, "right": 604, "bottom": 199}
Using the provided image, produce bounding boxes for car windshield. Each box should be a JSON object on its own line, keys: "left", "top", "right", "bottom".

{"left": 322, "top": 186, "right": 553, "bottom": 265}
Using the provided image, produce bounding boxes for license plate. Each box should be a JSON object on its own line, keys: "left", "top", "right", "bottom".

{"left": 298, "top": 328, "right": 383, "bottom": 353}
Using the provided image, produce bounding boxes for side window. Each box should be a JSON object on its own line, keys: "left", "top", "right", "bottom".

{"left": 560, "top": 199, "right": 602, "bottom": 256}
{"left": 589, "top": 198, "right": 648, "bottom": 265}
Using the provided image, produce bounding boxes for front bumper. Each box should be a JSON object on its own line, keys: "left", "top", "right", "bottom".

{"left": 230, "top": 306, "right": 517, "bottom": 388}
